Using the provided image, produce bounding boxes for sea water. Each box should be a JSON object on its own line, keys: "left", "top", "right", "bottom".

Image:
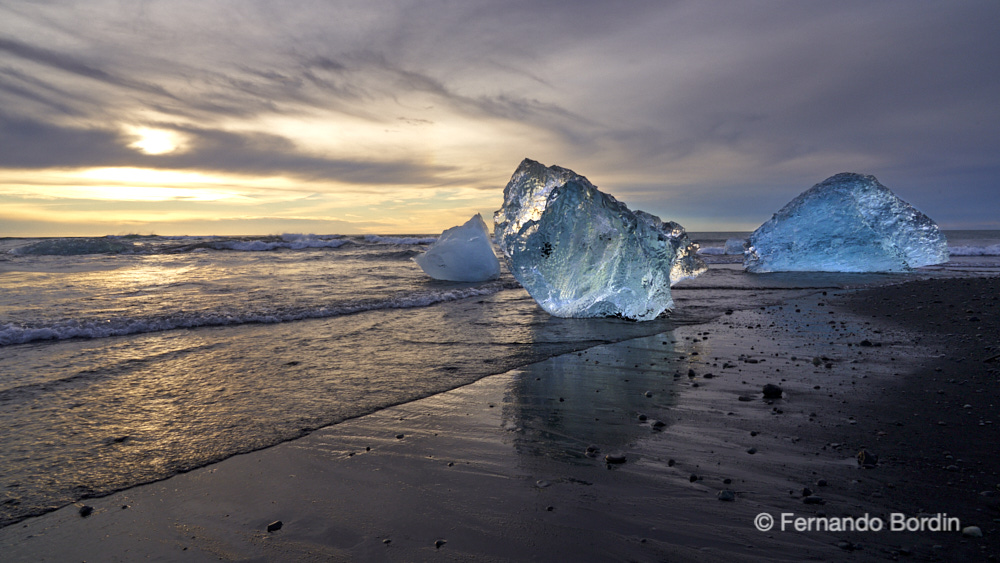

{"left": 1, "top": 231, "right": 997, "bottom": 526}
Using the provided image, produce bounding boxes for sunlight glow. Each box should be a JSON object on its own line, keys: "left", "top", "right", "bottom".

{"left": 128, "top": 127, "right": 182, "bottom": 155}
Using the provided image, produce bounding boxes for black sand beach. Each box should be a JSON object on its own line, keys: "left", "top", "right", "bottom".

{"left": 1, "top": 276, "right": 997, "bottom": 562}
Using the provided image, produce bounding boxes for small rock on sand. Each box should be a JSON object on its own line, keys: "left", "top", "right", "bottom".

{"left": 79, "top": 505, "right": 94, "bottom": 518}
{"left": 962, "top": 526, "right": 983, "bottom": 537}
{"left": 857, "top": 449, "right": 879, "bottom": 468}
{"left": 605, "top": 453, "right": 627, "bottom": 464}
{"left": 435, "top": 539, "right": 447, "bottom": 549}
{"left": 762, "top": 384, "right": 783, "bottom": 399}
{"left": 267, "top": 520, "right": 283, "bottom": 532}
{"left": 717, "top": 490, "right": 736, "bottom": 502}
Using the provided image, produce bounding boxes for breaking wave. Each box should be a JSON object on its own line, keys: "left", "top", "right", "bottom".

{"left": 363, "top": 235, "right": 437, "bottom": 245}
{"left": 10, "top": 237, "right": 137, "bottom": 256}
{"left": 949, "top": 244, "right": 1000, "bottom": 256}
{"left": 0, "top": 283, "right": 514, "bottom": 347}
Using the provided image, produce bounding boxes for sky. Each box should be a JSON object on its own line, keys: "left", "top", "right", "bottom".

{"left": 1, "top": 0, "right": 998, "bottom": 236}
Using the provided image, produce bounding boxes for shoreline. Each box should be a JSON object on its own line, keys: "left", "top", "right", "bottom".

{"left": 1, "top": 276, "right": 997, "bottom": 561}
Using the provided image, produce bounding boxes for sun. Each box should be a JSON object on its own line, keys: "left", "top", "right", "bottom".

{"left": 128, "top": 127, "right": 181, "bottom": 155}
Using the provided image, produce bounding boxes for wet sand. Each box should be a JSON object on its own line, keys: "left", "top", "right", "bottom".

{"left": 1, "top": 277, "right": 997, "bottom": 562}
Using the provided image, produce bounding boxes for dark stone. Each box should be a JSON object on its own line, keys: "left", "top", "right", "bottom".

{"left": 762, "top": 384, "right": 783, "bottom": 399}
{"left": 605, "top": 453, "right": 627, "bottom": 464}
{"left": 717, "top": 490, "right": 737, "bottom": 502}
{"left": 435, "top": 539, "right": 447, "bottom": 549}
{"left": 79, "top": 505, "right": 94, "bottom": 517}
{"left": 857, "top": 449, "right": 879, "bottom": 468}
{"left": 267, "top": 520, "right": 283, "bottom": 532}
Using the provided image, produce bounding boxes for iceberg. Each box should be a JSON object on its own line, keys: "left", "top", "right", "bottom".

{"left": 494, "top": 159, "right": 706, "bottom": 321}
{"left": 745, "top": 173, "right": 949, "bottom": 273}
{"left": 724, "top": 238, "right": 747, "bottom": 255}
{"left": 414, "top": 214, "right": 501, "bottom": 282}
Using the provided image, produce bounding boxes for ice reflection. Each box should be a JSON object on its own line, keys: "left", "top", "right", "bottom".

{"left": 501, "top": 331, "right": 687, "bottom": 466}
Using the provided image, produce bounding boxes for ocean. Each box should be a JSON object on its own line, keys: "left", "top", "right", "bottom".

{"left": 1, "top": 230, "right": 998, "bottom": 527}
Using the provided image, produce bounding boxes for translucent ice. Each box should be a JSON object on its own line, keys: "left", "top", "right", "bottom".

{"left": 414, "top": 214, "right": 501, "bottom": 282}
{"left": 724, "top": 238, "right": 747, "bottom": 255}
{"left": 494, "top": 159, "right": 706, "bottom": 321}
{"left": 745, "top": 173, "right": 948, "bottom": 273}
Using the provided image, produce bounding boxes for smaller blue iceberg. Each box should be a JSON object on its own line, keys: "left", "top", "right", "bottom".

{"left": 745, "top": 173, "right": 948, "bottom": 273}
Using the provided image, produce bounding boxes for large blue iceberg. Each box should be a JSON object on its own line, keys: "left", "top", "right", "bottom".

{"left": 494, "top": 159, "right": 706, "bottom": 321}
{"left": 745, "top": 173, "right": 949, "bottom": 273}
{"left": 414, "top": 214, "right": 501, "bottom": 282}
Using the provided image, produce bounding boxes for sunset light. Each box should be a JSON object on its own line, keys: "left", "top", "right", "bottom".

{"left": 128, "top": 127, "right": 182, "bottom": 155}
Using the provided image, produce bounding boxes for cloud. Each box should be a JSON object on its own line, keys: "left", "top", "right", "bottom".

{"left": 0, "top": 112, "right": 454, "bottom": 185}
{"left": 0, "top": 0, "right": 998, "bottom": 231}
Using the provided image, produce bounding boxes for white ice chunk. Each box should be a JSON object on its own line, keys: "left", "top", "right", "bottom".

{"left": 494, "top": 159, "right": 706, "bottom": 321}
{"left": 414, "top": 214, "right": 501, "bottom": 282}
{"left": 745, "top": 173, "right": 949, "bottom": 273}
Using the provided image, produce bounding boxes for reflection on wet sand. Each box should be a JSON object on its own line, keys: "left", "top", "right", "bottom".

{"left": 502, "top": 330, "right": 706, "bottom": 467}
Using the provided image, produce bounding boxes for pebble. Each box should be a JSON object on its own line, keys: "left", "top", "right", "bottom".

{"left": 535, "top": 480, "right": 552, "bottom": 488}
{"left": 746, "top": 447, "right": 757, "bottom": 455}
{"left": 717, "top": 490, "right": 737, "bottom": 502}
{"left": 267, "top": 520, "right": 283, "bottom": 532}
{"left": 689, "top": 474, "right": 698, "bottom": 483}
{"left": 644, "top": 391, "right": 653, "bottom": 398}
{"left": 802, "top": 487, "right": 813, "bottom": 497}
{"left": 605, "top": 453, "right": 627, "bottom": 464}
{"left": 79, "top": 505, "right": 94, "bottom": 518}
{"left": 435, "top": 539, "right": 447, "bottom": 549}
{"left": 651, "top": 420, "right": 666, "bottom": 430}
{"left": 637, "top": 414, "right": 647, "bottom": 421}
{"left": 856, "top": 449, "right": 878, "bottom": 468}
{"left": 395, "top": 434, "right": 405, "bottom": 439}
{"left": 383, "top": 539, "right": 391, "bottom": 544}
{"left": 816, "top": 479, "right": 828, "bottom": 487}
{"left": 836, "top": 541, "right": 856, "bottom": 551}
{"left": 962, "top": 526, "right": 983, "bottom": 538}
{"left": 762, "top": 384, "right": 783, "bottom": 399}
